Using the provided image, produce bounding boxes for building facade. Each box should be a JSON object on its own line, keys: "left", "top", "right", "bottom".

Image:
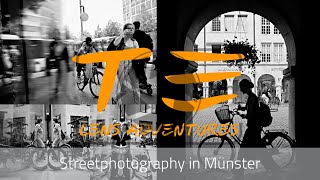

{"left": 0, "top": 104, "right": 46, "bottom": 140}
{"left": 21, "top": 0, "right": 62, "bottom": 38}
{"left": 122, "top": 0, "right": 157, "bottom": 23}
{"left": 194, "top": 11, "right": 289, "bottom": 103}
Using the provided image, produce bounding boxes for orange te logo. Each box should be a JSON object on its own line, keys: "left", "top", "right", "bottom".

{"left": 72, "top": 49, "right": 244, "bottom": 112}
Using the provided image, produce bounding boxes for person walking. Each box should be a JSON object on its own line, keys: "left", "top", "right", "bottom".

{"left": 132, "top": 21, "right": 154, "bottom": 89}
{"left": 111, "top": 23, "right": 140, "bottom": 104}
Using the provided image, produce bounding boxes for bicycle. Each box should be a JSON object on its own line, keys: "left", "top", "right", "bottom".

{"left": 197, "top": 105, "right": 295, "bottom": 171}
{"left": 76, "top": 63, "right": 103, "bottom": 98}
{"left": 259, "top": 95, "right": 280, "bottom": 110}
{"left": 30, "top": 139, "right": 70, "bottom": 170}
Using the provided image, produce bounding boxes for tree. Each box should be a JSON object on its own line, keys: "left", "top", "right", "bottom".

{"left": 135, "top": 11, "right": 157, "bottom": 32}
{"left": 82, "top": 30, "right": 92, "bottom": 39}
{"left": 103, "top": 20, "right": 121, "bottom": 36}
{"left": 94, "top": 25, "right": 104, "bottom": 38}
{"left": 223, "top": 36, "right": 260, "bottom": 72}
{"left": 64, "top": 26, "right": 71, "bottom": 39}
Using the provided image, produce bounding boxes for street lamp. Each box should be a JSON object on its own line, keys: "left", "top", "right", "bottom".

{"left": 79, "top": 0, "right": 89, "bottom": 41}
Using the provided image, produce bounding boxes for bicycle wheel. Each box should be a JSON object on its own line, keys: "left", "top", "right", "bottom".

{"left": 89, "top": 71, "right": 103, "bottom": 98}
{"left": 197, "top": 135, "right": 235, "bottom": 169}
{"left": 23, "top": 144, "right": 36, "bottom": 167}
{"left": 262, "top": 132, "right": 295, "bottom": 169}
{"left": 47, "top": 148, "right": 68, "bottom": 170}
{"left": 77, "top": 69, "right": 87, "bottom": 91}
{"left": 31, "top": 149, "right": 48, "bottom": 170}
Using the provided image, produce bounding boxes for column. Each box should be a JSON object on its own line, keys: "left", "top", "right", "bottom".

{"left": 203, "top": 82, "right": 210, "bottom": 98}
{"left": 283, "top": 67, "right": 295, "bottom": 140}
{"left": 275, "top": 85, "right": 282, "bottom": 102}
{"left": 288, "top": 77, "right": 295, "bottom": 140}
{"left": 227, "top": 78, "right": 234, "bottom": 104}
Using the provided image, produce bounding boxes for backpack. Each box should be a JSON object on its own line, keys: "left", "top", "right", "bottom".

{"left": 258, "top": 102, "right": 273, "bottom": 127}
{"left": 142, "top": 33, "right": 153, "bottom": 51}
{"left": 61, "top": 130, "right": 66, "bottom": 140}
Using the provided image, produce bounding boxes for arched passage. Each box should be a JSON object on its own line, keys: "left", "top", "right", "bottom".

{"left": 257, "top": 74, "right": 276, "bottom": 97}
{"left": 182, "top": 0, "right": 297, "bottom": 140}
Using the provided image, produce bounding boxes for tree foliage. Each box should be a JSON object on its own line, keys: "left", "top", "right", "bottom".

{"left": 94, "top": 25, "right": 104, "bottom": 38}
{"left": 223, "top": 37, "right": 260, "bottom": 71}
{"left": 103, "top": 20, "right": 121, "bottom": 36}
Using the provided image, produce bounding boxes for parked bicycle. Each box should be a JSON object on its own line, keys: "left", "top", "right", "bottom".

{"left": 76, "top": 63, "right": 103, "bottom": 98}
{"left": 197, "top": 105, "right": 295, "bottom": 171}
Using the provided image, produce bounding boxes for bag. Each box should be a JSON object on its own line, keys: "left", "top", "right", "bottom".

{"left": 31, "top": 130, "right": 35, "bottom": 141}
{"left": 258, "top": 102, "right": 273, "bottom": 127}
{"left": 185, "top": 61, "right": 198, "bottom": 73}
{"left": 85, "top": 63, "right": 93, "bottom": 79}
{"left": 61, "top": 130, "right": 66, "bottom": 140}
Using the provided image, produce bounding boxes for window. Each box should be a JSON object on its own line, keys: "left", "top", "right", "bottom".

{"left": 274, "top": 43, "right": 284, "bottom": 62}
{"left": 236, "top": 15, "right": 247, "bottom": 32}
{"left": 136, "top": 5, "right": 141, "bottom": 14}
{"left": 224, "top": 15, "right": 234, "bottom": 32}
{"left": 152, "top": 8, "right": 157, "bottom": 18}
{"left": 141, "top": 3, "right": 146, "bottom": 12}
{"left": 131, "top": 0, "right": 136, "bottom": 6}
{"left": 152, "top": 0, "right": 157, "bottom": 8}
{"left": 146, "top": 0, "right": 151, "bottom": 10}
{"left": 274, "top": 26, "right": 280, "bottom": 34}
{"left": 212, "top": 44, "right": 222, "bottom": 53}
{"left": 211, "top": 16, "right": 221, "bottom": 31}
{"left": 140, "top": 104, "right": 147, "bottom": 113}
{"left": 193, "top": 44, "right": 198, "bottom": 52}
{"left": 151, "top": 104, "right": 156, "bottom": 114}
{"left": 261, "top": 43, "right": 271, "bottom": 62}
{"left": 261, "top": 17, "right": 270, "bottom": 34}
{"left": 132, "top": 7, "right": 135, "bottom": 15}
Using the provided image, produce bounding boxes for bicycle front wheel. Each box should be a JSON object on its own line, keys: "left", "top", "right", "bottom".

{"left": 76, "top": 69, "right": 87, "bottom": 91}
{"left": 197, "top": 135, "right": 235, "bottom": 169}
{"left": 89, "top": 71, "right": 103, "bottom": 98}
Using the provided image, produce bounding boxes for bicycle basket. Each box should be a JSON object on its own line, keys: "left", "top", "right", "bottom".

{"left": 215, "top": 105, "right": 232, "bottom": 124}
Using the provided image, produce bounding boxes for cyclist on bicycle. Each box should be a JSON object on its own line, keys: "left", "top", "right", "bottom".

{"left": 33, "top": 119, "right": 45, "bottom": 148}
{"left": 76, "top": 37, "right": 101, "bottom": 83}
{"left": 232, "top": 79, "right": 279, "bottom": 179}
{"left": 52, "top": 117, "right": 62, "bottom": 148}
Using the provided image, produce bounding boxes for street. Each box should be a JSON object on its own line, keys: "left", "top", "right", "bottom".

{"left": 26, "top": 63, "right": 157, "bottom": 105}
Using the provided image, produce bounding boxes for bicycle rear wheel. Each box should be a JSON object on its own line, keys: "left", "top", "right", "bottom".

{"left": 47, "top": 148, "right": 68, "bottom": 170}
{"left": 262, "top": 132, "right": 295, "bottom": 169}
{"left": 89, "top": 71, "right": 103, "bottom": 98}
{"left": 197, "top": 135, "right": 235, "bottom": 169}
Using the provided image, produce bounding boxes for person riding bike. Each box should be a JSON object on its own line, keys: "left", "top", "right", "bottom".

{"left": 52, "top": 117, "right": 62, "bottom": 148}
{"left": 76, "top": 37, "right": 101, "bottom": 83}
{"left": 33, "top": 119, "right": 45, "bottom": 148}
{"left": 231, "top": 79, "right": 279, "bottom": 180}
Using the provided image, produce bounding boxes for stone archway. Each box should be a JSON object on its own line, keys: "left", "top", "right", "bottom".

{"left": 257, "top": 74, "right": 276, "bottom": 97}
{"left": 182, "top": 0, "right": 297, "bottom": 140}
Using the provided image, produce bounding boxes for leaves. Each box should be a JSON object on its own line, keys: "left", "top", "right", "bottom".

{"left": 223, "top": 37, "right": 260, "bottom": 70}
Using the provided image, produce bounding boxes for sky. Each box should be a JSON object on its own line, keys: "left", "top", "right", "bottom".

{"left": 61, "top": 0, "right": 124, "bottom": 38}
